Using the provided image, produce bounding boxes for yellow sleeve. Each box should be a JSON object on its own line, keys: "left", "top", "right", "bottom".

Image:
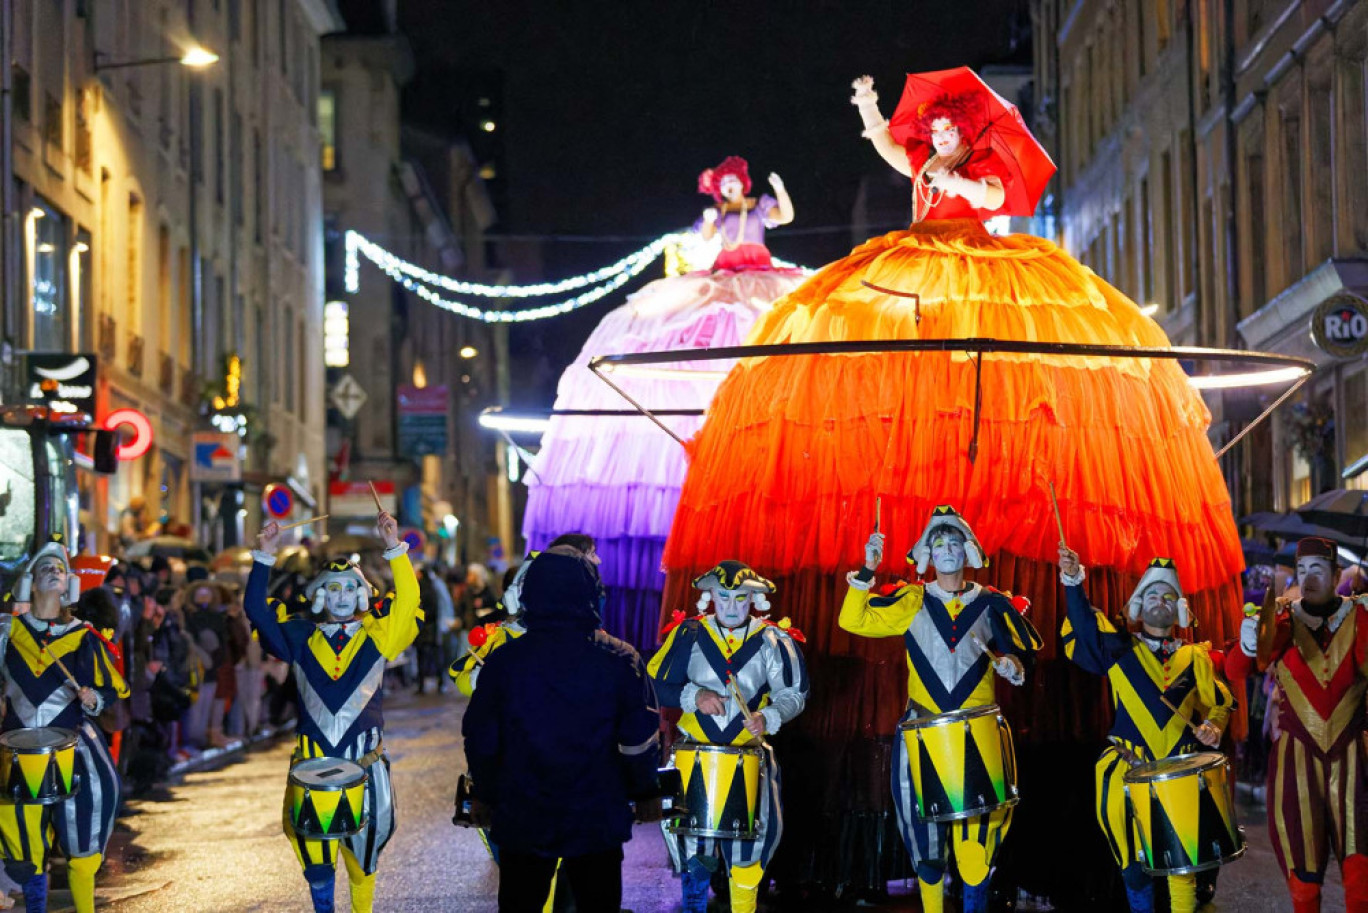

{"left": 838, "top": 583, "right": 922, "bottom": 638}
{"left": 447, "top": 625, "right": 508, "bottom": 696}
{"left": 88, "top": 632, "right": 131, "bottom": 699}
{"left": 362, "top": 550, "right": 423, "bottom": 661}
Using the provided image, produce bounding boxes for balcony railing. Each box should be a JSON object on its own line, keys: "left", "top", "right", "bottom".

{"left": 180, "top": 367, "right": 198, "bottom": 407}
{"left": 98, "top": 314, "right": 117, "bottom": 360}
{"left": 126, "top": 332, "right": 144, "bottom": 377}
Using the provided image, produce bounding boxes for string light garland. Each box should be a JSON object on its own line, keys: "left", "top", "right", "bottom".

{"left": 344, "top": 228, "right": 814, "bottom": 324}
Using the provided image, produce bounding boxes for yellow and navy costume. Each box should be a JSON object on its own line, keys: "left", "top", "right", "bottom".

{"left": 648, "top": 562, "right": 808, "bottom": 913}
{"left": 840, "top": 575, "right": 1040, "bottom": 913}
{"left": 448, "top": 619, "right": 525, "bottom": 697}
{"left": 1060, "top": 565, "right": 1234, "bottom": 913}
{"left": 246, "top": 546, "right": 421, "bottom": 913}
{"left": 0, "top": 614, "right": 128, "bottom": 913}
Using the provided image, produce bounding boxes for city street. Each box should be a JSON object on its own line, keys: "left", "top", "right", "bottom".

{"left": 34, "top": 690, "right": 1331, "bottom": 913}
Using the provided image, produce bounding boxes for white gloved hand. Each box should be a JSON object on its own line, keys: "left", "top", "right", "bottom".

{"left": 864, "top": 532, "right": 885, "bottom": 571}
{"left": 1239, "top": 615, "right": 1258, "bottom": 658}
{"left": 702, "top": 207, "right": 718, "bottom": 224}
{"left": 994, "top": 654, "right": 1025, "bottom": 686}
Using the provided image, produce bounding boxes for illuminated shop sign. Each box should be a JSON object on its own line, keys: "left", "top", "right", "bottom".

{"left": 23, "top": 352, "right": 97, "bottom": 416}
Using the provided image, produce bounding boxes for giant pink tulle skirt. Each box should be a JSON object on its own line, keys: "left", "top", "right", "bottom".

{"left": 523, "top": 268, "right": 804, "bottom": 650}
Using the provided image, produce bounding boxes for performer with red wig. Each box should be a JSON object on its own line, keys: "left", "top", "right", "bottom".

{"left": 658, "top": 68, "right": 1246, "bottom": 901}
{"left": 697, "top": 155, "right": 794, "bottom": 271}
{"left": 523, "top": 159, "right": 802, "bottom": 653}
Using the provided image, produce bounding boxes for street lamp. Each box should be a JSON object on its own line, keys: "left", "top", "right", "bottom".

{"left": 93, "top": 45, "right": 220, "bottom": 73}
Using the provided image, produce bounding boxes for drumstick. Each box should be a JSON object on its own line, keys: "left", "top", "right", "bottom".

{"left": 44, "top": 650, "right": 82, "bottom": 693}
{"left": 1157, "top": 694, "right": 1202, "bottom": 735}
{"left": 1047, "top": 480, "right": 1066, "bottom": 548}
{"left": 970, "top": 632, "right": 1001, "bottom": 662}
{"left": 875, "top": 496, "right": 881, "bottom": 533}
{"left": 725, "top": 675, "right": 769, "bottom": 748}
{"left": 368, "top": 481, "right": 384, "bottom": 512}
{"left": 279, "top": 514, "right": 328, "bottom": 531}
{"left": 457, "top": 647, "right": 485, "bottom": 667}
{"left": 1107, "top": 736, "right": 1144, "bottom": 768}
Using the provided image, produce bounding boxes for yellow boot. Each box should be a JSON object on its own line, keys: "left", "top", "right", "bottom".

{"left": 341, "top": 849, "right": 375, "bottom": 913}
{"left": 1167, "top": 873, "right": 1197, "bottom": 913}
{"left": 728, "top": 861, "right": 765, "bottom": 913}
{"left": 918, "top": 875, "right": 945, "bottom": 913}
{"left": 67, "top": 853, "right": 102, "bottom": 913}
{"left": 542, "top": 859, "right": 562, "bottom": 913}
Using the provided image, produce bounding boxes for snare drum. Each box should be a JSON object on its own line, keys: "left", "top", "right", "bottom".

{"left": 287, "top": 757, "right": 369, "bottom": 840}
{"left": 0, "top": 727, "right": 79, "bottom": 805}
{"left": 898, "top": 703, "right": 1018, "bottom": 822}
{"left": 1123, "top": 751, "right": 1245, "bottom": 875}
{"left": 666, "top": 743, "right": 764, "bottom": 839}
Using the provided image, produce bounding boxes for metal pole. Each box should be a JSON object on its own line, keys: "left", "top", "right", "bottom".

{"left": 1, "top": 0, "right": 15, "bottom": 399}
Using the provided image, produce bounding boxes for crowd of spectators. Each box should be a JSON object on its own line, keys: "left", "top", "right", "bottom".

{"left": 63, "top": 543, "right": 502, "bottom": 797}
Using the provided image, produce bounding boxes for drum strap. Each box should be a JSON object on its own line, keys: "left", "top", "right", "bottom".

{"left": 355, "top": 742, "right": 385, "bottom": 769}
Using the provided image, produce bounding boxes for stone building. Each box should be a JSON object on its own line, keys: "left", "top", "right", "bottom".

{"left": 1033, "top": 0, "right": 1368, "bottom": 514}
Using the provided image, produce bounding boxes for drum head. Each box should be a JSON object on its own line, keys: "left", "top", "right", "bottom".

{"left": 0, "top": 728, "right": 77, "bottom": 751}
{"left": 291, "top": 758, "right": 365, "bottom": 788}
{"left": 1124, "top": 751, "right": 1224, "bottom": 785}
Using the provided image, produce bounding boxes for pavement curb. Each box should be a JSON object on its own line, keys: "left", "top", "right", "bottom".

{"left": 165, "top": 719, "right": 297, "bottom": 779}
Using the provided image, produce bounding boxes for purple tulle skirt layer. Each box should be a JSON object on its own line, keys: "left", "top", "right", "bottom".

{"left": 523, "top": 269, "right": 803, "bottom": 650}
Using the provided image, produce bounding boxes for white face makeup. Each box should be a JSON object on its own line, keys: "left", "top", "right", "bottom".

{"left": 930, "top": 118, "right": 962, "bottom": 158}
{"left": 324, "top": 579, "right": 363, "bottom": 618}
{"left": 710, "top": 587, "right": 753, "bottom": 629}
{"left": 1139, "top": 582, "right": 1179, "bottom": 630}
{"left": 719, "top": 174, "right": 744, "bottom": 203}
{"left": 1297, "top": 556, "right": 1337, "bottom": 604}
{"left": 929, "top": 528, "right": 967, "bottom": 575}
{"left": 32, "top": 556, "right": 68, "bottom": 595}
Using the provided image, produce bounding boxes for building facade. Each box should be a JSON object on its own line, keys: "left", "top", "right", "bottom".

{"left": 1033, "top": 0, "right": 1368, "bottom": 516}
{"left": 0, "top": 0, "right": 338, "bottom": 552}
{"left": 321, "top": 6, "right": 513, "bottom": 569}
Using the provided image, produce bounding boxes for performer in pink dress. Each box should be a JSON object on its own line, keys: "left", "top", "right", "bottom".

{"left": 523, "top": 157, "right": 802, "bottom": 652}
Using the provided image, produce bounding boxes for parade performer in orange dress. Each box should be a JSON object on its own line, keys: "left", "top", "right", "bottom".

{"left": 1227, "top": 536, "right": 1368, "bottom": 913}
{"left": 659, "top": 68, "right": 1245, "bottom": 896}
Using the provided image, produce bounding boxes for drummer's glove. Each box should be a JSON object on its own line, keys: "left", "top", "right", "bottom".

{"left": 70, "top": 683, "right": 104, "bottom": 716}
{"left": 1238, "top": 616, "right": 1258, "bottom": 658}
{"left": 993, "top": 654, "right": 1026, "bottom": 686}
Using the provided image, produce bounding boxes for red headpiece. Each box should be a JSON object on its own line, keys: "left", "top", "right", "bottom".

{"left": 1296, "top": 536, "right": 1339, "bottom": 564}
{"left": 912, "top": 92, "right": 987, "bottom": 146}
{"left": 698, "top": 156, "right": 752, "bottom": 201}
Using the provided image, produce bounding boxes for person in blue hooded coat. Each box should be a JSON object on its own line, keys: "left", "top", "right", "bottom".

{"left": 462, "top": 545, "right": 663, "bottom": 913}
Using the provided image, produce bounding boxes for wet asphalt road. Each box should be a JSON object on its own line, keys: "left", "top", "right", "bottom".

{"left": 76, "top": 688, "right": 1335, "bottom": 912}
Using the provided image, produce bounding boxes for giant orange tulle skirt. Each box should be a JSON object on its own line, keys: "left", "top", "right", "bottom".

{"left": 661, "top": 219, "right": 1245, "bottom": 745}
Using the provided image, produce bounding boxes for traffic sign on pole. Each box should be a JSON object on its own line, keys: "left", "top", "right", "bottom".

{"left": 263, "top": 483, "right": 294, "bottom": 519}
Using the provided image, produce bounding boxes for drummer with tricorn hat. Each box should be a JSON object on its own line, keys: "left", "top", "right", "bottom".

{"left": 648, "top": 560, "right": 809, "bottom": 913}
{"left": 841, "top": 505, "right": 1041, "bottom": 913}
{"left": 247, "top": 508, "right": 420, "bottom": 913}
{"left": 1058, "top": 546, "right": 1239, "bottom": 913}
{"left": 0, "top": 536, "right": 129, "bottom": 913}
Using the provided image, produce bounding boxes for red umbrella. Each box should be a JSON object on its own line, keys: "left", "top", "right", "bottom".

{"left": 888, "top": 66, "right": 1056, "bottom": 218}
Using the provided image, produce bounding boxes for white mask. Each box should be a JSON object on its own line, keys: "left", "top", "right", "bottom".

{"left": 323, "top": 579, "right": 362, "bottom": 618}
{"left": 930, "top": 530, "right": 967, "bottom": 575}
{"left": 711, "top": 588, "right": 752, "bottom": 629}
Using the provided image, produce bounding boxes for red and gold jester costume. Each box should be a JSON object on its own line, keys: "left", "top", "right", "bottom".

{"left": 1061, "top": 558, "right": 1235, "bottom": 913}
{"left": 246, "top": 544, "right": 420, "bottom": 913}
{"left": 1226, "top": 537, "right": 1368, "bottom": 913}
{"left": 0, "top": 540, "right": 129, "bottom": 913}
{"left": 841, "top": 507, "right": 1041, "bottom": 913}
{"left": 648, "top": 562, "right": 808, "bottom": 913}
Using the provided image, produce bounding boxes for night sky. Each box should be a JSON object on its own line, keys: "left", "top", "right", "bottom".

{"left": 396, "top": 1, "right": 1031, "bottom": 405}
